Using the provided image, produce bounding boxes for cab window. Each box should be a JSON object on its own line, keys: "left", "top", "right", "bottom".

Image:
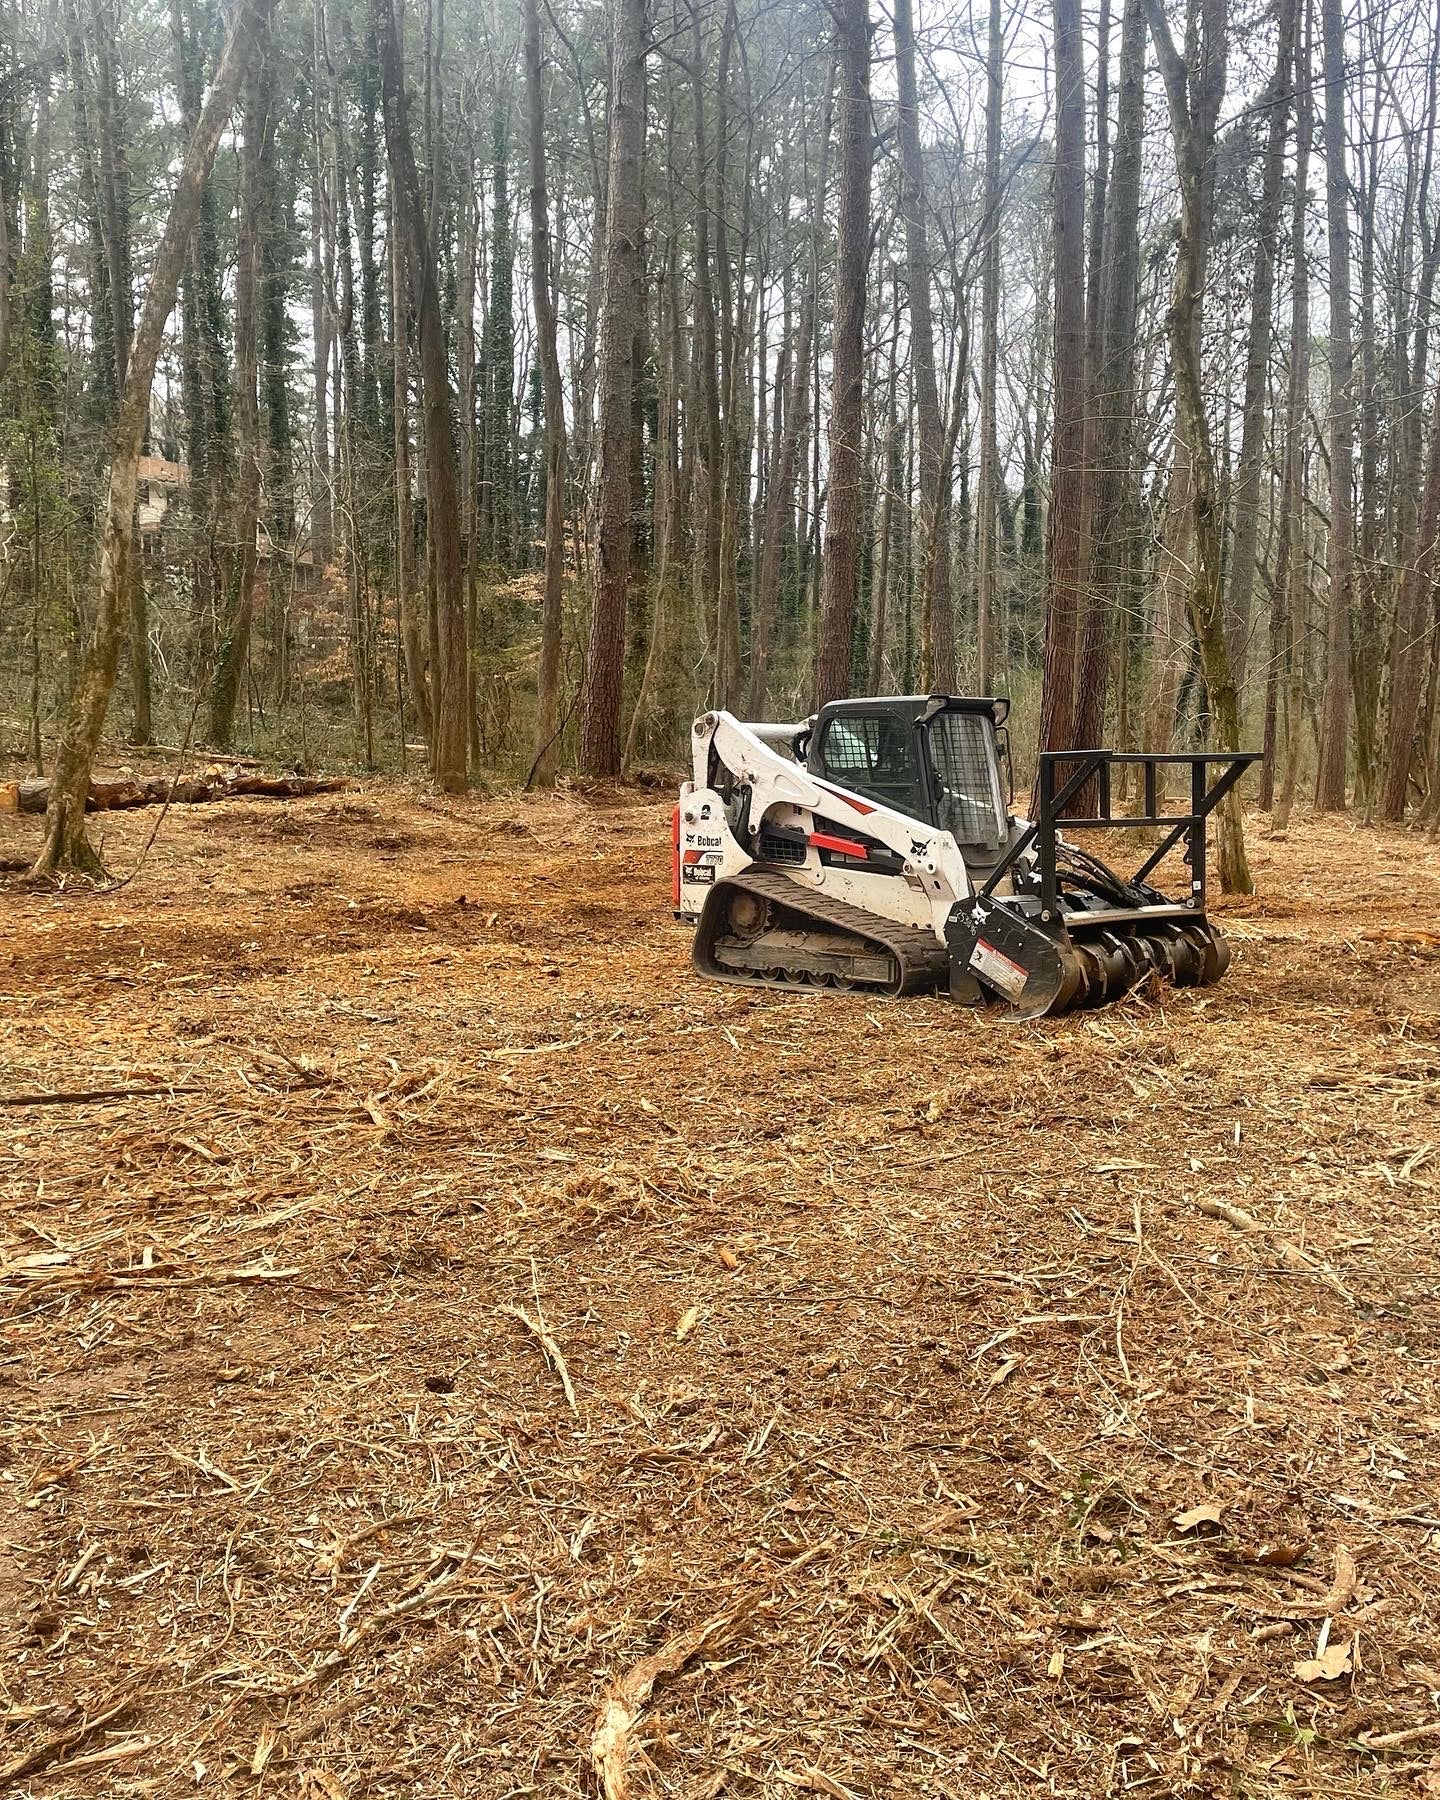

{"left": 817, "top": 713, "right": 923, "bottom": 816}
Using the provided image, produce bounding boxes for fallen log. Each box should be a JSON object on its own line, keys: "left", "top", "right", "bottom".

{"left": 0, "top": 773, "right": 349, "bottom": 815}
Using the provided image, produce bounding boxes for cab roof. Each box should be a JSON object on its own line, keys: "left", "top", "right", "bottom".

{"left": 816, "top": 694, "right": 1011, "bottom": 728}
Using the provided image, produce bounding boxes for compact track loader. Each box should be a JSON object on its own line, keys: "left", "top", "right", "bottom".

{"left": 674, "top": 696, "right": 1259, "bottom": 1020}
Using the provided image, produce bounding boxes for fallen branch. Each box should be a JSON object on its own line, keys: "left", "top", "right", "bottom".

{"left": 0, "top": 1697, "right": 135, "bottom": 1789}
{"left": 1231, "top": 1546, "right": 1359, "bottom": 1621}
{"left": 0, "top": 773, "right": 350, "bottom": 815}
{"left": 499, "top": 1303, "right": 578, "bottom": 1412}
{"left": 591, "top": 1599, "right": 762, "bottom": 1800}
{"left": 0, "top": 1085, "right": 202, "bottom": 1108}
{"left": 1358, "top": 1719, "right": 1440, "bottom": 1751}
{"left": 1194, "top": 1196, "right": 1357, "bottom": 1304}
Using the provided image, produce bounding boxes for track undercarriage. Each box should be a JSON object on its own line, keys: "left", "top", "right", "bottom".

{"left": 692, "top": 868, "right": 948, "bottom": 997}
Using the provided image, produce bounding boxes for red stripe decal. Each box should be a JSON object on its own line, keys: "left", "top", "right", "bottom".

{"left": 814, "top": 779, "right": 875, "bottom": 815}
{"left": 809, "top": 831, "right": 869, "bottom": 859}
{"left": 682, "top": 848, "right": 705, "bottom": 864}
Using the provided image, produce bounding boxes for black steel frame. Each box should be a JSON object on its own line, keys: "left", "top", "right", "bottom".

{"left": 978, "top": 750, "right": 1262, "bottom": 919}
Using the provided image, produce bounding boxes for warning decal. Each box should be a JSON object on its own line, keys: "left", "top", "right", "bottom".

{"left": 969, "top": 936, "right": 1030, "bottom": 1000}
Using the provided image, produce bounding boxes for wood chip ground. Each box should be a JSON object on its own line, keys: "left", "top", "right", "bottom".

{"left": 2, "top": 785, "right": 1438, "bottom": 1796}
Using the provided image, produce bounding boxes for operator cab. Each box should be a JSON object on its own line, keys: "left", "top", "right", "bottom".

{"left": 802, "top": 695, "right": 1016, "bottom": 872}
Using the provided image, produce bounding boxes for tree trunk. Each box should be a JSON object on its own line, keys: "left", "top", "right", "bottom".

{"left": 975, "top": 0, "right": 1003, "bottom": 697}
{"left": 87, "top": 0, "right": 153, "bottom": 749}
{"left": 578, "top": 0, "right": 646, "bottom": 774}
{"left": 1036, "top": 0, "right": 1088, "bottom": 759}
{"left": 1380, "top": 368, "right": 1440, "bottom": 820}
{"left": 332, "top": 114, "right": 373, "bottom": 764}
{"left": 815, "top": 0, "right": 871, "bottom": 706}
{"left": 1314, "top": 0, "right": 1354, "bottom": 810}
{"left": 870, "top": 280, "right": 900, "bottom": 693}
{"left": 309, "top": 0, "right": 333, "bottom": 574}
{"left": 1142, "top": 0, "right": 1253, "bottom": 892}
{"left": 1222, "top": 0, "right": 1295, "bottom": 693}
{"left": 31, "top": 0, "right": 277, "bottom": 877}
{"left": 526, "top": 0, "right": 567, "bottom": 782}
{"left": 749, "top": 62, "right": 833, "bottom": 715}
{"left": 208, "top": 36, "right": 273, "bottom": 750}
{"left": 1272, "top": 3, "right": 1312, "bottom": 834}
{"left": 375, "top": 0, "right": 468, "bottom": 790}
{"left": 0, "top": 143, "right": 10, "bottom": 389}
{"left": 392, "top": 219, "right": 432, "bottom": 745}
{"left": 893, "top": 0, "right": 951, "bottom": 691}
{"left": 1074, "top": 0, "right": 1145, "bottom": 754}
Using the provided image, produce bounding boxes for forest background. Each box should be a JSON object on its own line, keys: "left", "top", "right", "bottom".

{"left": 2, "top": 0, "right": 1438, "bottom": 881}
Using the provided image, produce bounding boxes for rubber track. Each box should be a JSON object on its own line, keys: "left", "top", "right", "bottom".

{"left": 695, "top": 865, "right": 950, "bottom": 997}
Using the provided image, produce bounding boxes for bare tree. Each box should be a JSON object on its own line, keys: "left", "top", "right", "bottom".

{"left": 1313, "top": 0, "right": 1354, "bottom": 810}
{"left": 31, "top": 0, "right": 277, "bottom": 876}
{"left": 815, "top": 0, "right": 871, "bottom": 705}
{"left": 1270, "top": 0, "right": 1312, "bottom": 835}
{"left": 1222, "top": 0, "right": 1296, "bottom": 690}
{"left": 1074, "top": 0, "right": 1145, "bottom": 755}
{"left": 579, "top": 0, "right": 646, "bottom": 772}
{"left": 526, "top": 0, "right": 567, "bottom": 782}
{"left": 1142, "top": 0, "right": 1253, "bottom": 891}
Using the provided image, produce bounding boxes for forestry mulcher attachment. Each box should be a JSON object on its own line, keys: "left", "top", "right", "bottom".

{"left": 674, "top": 696, "right": 1258, "bottom": 1020}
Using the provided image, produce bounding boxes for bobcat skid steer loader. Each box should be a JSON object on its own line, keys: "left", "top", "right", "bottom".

{"left": 673, "top": 696, "right": 1259, "bottom": 1020}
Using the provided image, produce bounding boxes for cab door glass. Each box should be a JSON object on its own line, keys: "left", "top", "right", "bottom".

{"left": 818, "top": 714, "right": 923, "bottom": 817}
{"left": 926, "top": 713, "right": 1007, "bottom": 850}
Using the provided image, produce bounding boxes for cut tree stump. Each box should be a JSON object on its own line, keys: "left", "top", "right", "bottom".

{"left": 0, "top": 774, "right": 350, "bottom": 816}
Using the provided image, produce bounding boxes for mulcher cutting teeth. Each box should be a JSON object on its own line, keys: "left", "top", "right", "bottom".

{"left": 945, "top": 899, "right": 1233, "bottom": 1020}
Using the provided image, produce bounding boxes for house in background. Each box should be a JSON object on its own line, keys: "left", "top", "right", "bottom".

{"left": 136, "top": 454, "right": 189, "bottom": 538}
{"left": 134, "top": 454, "right": 317, "bottom": 592}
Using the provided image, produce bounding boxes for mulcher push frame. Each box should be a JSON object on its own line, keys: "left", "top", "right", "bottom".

{"left": 978, "top": 749, "right": 1264, "bottom": 920}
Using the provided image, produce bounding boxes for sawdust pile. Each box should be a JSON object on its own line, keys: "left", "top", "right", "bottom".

{"left": 2, "top": 786, "right": 1438, "bottom": 1797}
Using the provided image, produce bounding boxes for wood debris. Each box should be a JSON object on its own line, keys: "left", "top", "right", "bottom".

{"left": 0, "top": 784, "right": 1437, "bottom": 1795}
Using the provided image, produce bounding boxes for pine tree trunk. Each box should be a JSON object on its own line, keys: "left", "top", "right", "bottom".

{"left": 749, "top": 66, "right": 833, "bottom": 715}
{"left": 1037, "top": 0, "right": 1088, "bottom": 759}
{"left": 893, "top": 0, "right": 951, "bottom": 691}
{"left": 578, "top": 0, "right": 645, "bottom": 774}
{"left": 815, "top": 0, "right": 871, "bottom": 706}
{"left": 209, "top": 38, "right": 272, "bottom": 750}
{"left": 309, "top": 0, "right": 333, "bottom": 575}
{"left": 975, "top": 0, "right": 1003, "bottom": 697}
{"left": 392, "top": 222, "right": 432, "bottom": 745}
{"left": 31, "top": 0, "right": 277, "bottom": 877}
{"left": 375, "top": 0, "right": 468, "bottom": 790}
{"left": 1314, "top": 0, "right": 1354, "bottom": 810}
{"left": 526, "top": 0, "right": 567, "bottom": 783}
{"left": 1073, "top": 0, "right": 1145, "bottom": 755}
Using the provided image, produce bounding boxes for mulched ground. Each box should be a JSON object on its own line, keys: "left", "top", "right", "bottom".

{"left": 1, "top": 778, "right": 1438, "bottom": 1798}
